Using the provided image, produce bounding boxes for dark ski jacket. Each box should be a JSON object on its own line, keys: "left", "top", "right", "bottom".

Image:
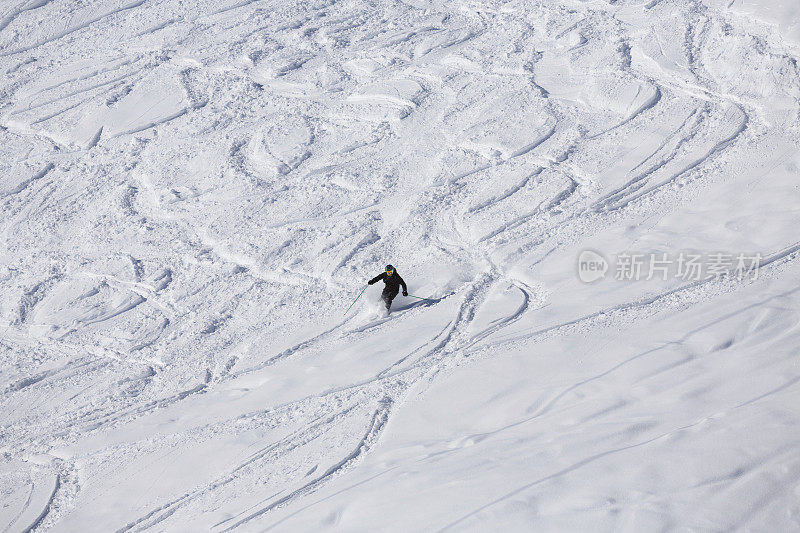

{"left": 368, "top": 271, "right": 407, "bottom": 294}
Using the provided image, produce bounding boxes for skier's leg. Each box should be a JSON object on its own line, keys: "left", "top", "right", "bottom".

{"left": 382, "top": 288, "right": 398, "bottom": 311}
{"left": 381, "top": 288, "right": 392, "bottom": 310}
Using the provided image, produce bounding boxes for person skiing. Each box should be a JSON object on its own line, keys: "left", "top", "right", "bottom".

{"left": 368, "top": 264, "right": 407, "bottom": 311}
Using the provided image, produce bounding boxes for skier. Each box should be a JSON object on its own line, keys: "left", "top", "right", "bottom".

{"left": 368, "top": 264, "right": 407, "bottom": 311}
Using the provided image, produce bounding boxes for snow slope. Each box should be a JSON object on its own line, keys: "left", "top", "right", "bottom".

{"left": 1, "top": 0, "right": 799, "bottom": 530}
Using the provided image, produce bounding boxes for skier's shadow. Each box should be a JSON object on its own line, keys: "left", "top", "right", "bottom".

{"left": 391, "top": 297, "right": 440, "bottom": 313}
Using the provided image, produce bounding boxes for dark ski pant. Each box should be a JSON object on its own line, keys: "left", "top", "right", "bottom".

{"left": 382, "top": 286, "right": 399, "bottom": 310}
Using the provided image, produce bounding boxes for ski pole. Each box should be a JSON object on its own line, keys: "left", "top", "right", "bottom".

{"left": 344, "top": 285, "right": 368, "bottom": 315}
{"left": 407, "top": 294, "right": 434, "bottom": 301}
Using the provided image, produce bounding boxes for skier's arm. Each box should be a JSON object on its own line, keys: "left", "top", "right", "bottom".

{"left": 398, "top": 275, "right": 408, "bottom": 295}
{"left": 368, "top": 273, "right": 385, "bottom": 285}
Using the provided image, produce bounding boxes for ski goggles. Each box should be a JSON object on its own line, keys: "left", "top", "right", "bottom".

{"left": 386, "top": 269, "right": 394, "bottom": 275}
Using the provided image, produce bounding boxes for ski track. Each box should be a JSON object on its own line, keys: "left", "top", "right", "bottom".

{"left": 0, "top": 0, "right": 56, "bottom": 35}
{"left": 117, "top": 404, "right": 366, "bottom": 532}
{"left": 20, "top": 474, "right": 60, "bottom": 533}
{"left": 221, "top": 399, "right": 393, "bottom": 532}
{"left": 0, "top": 0, "right": 148, "bottom": 58}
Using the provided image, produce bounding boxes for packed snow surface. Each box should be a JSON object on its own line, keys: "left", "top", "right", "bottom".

{"left": 1, "top": 0, "right": 800, "bottom": 530}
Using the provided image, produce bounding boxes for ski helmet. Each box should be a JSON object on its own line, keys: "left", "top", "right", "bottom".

{"left": 385, "top": 264, "right": 394, "bottom": 274}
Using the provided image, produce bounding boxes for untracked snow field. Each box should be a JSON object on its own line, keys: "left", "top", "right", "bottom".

{"left": 1, "top": 0, "right": 800, "bottom": 531}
